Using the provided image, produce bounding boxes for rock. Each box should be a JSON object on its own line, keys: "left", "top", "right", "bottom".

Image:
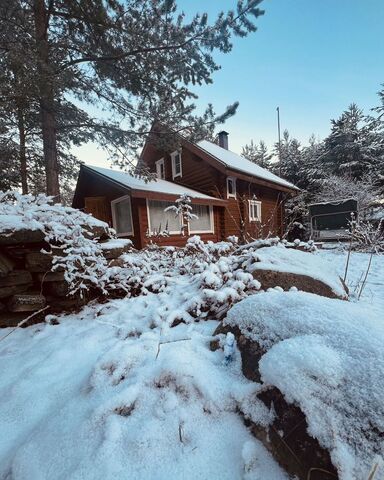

{"left": 0, "top": 229, "right": 45, "bottom": 246}
{"left": 99, "top": 239, "right": 132, "bottom": 259}
{"left": 0, "top": 283, "right": 32, "bottom": 299}
{"left": 247, "top": 388, "right": 337, "bottom": 480}
{"left": 36, "top": 271, "right": 65, "bottom": 282}
{"left": 44, "top": 281, "right": 70, "bottom": 297}
{"left": 213, "top": 321, "right": 338, "bottom": 479}
{"left": 0, "top": 251, "right": 14, "bottom": 277}
{"left": 8, "top": 294, "right": 46, "bottom": 312}
{"left": 252, "top": 268, "right": 347, "bottom": 300}
{"left": 108, "top": 257, "right": 125, "bottom": 268}
{"left": 46, "top": 295, "right": 88, "bottom": 312}
{"left": 0, "top": 310, "right": 48, "bottom": 328}
{"left": 0, "top": 270, "right": 32, "bottom": 287}
{"left": 25, "top": 251, "right": 54, "bottom": 272}
{"left": 0, "top": 270, "right": 33, "bottom": 297}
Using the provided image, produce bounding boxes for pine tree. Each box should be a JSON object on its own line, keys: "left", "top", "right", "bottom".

{"left": 273, "top": 130, "right": 305, "bottom": 187}
{"left": 322, "top": 103, "right": 383, "bottom": 180}
{"left": 1, "top": 0, "right": 264, "bottom": 199}
{"left": 241, "top": 139, "right": 272, "bottom": 168}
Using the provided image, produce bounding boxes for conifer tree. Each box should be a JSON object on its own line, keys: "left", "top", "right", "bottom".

{"left": 241, "top": 139, "right": 272, "bottom": 168}
{"left": 322, "top": 103, "right": 383, "bottom": 179}
{"left": 0, "top": 0, "right": 264, "bottom": 199}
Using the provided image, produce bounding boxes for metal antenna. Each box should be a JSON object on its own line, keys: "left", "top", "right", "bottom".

{"left": 277, "top": 106, "right": 282, "bottom": 176}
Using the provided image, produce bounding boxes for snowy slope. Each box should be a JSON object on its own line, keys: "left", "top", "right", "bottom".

{"left": 0, "top": 278, "right": 287, "bottom": 480}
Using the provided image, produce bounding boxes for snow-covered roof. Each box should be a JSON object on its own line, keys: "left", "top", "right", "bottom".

{"left": 84, "top": 165, "right": 221, "bottom": 202}
{"left": 196, "top": 140, "right": 298, "bottom": 190}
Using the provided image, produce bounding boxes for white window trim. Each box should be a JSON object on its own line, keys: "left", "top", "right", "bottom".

{"left": 171, "top": 150, "right": 182, "bottom": 179}
{"left": 227, "top": 176, "right": 236, "bottom": 198}
{"left": 249, "top": 199, "right": 262, "bottom": 222}
{"left": 111, "top": 194, "right": 134, "bottom": 237}
{"left": 189, "top": 205, "right": 215, "bottom": 234}
{"left": 146, "top": 199, "right": 182, "bottom": 236}
{"left": 155, "top": 158, "right": 165, "bottom": 179}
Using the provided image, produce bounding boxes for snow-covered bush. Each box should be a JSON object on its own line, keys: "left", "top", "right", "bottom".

{"left": 165, "top": 194, "right": 197, "bottom": 236}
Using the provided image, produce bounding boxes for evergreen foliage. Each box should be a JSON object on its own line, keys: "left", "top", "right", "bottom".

{"left": 0, "top": 0, "right": 264, "bottom": 199}
{"left": 241, "top": 139, "right": 272, "bottom": 168}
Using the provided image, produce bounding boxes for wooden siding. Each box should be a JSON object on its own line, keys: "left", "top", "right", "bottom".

{"left": 141, "top": 144, "right": 286, "bottom": 241}
{"left": 72, "top": 167, "right": 222, "bottom": 249}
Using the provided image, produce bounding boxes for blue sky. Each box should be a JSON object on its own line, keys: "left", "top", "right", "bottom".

{"left": 77, "top": 0, "right": 384, "bottom": 166}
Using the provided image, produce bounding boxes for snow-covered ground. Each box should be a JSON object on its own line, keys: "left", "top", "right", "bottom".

{"left": 318, "top": 246, "right": 384, "bottom": 314}
{"left": 0, "top": 246, "right": 383, "bottom": 480}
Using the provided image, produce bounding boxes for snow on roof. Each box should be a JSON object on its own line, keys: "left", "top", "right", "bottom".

{"left": 196, "top": 140, "right": 298, "bottom": 190}
{"left": 85, "top": 165, "right": 219, "bottom": 201}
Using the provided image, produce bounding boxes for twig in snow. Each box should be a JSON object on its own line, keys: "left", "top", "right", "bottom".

{"left": 367, "top": 463, "right": 379, "bottom": 480}
{"left": 358, "top": 252, "right": 374, "bottom": 300}
{"left": 306, "top": 467, "right": 337, "bottom": 479}
{"left": 178, "top": 423, "right": 184, "bottom": 444}
{"left": 155, "top": 337, "right": 191, "bottom": 359}
{"left": 0, "top": 306, "right": 50, "bottom": 343}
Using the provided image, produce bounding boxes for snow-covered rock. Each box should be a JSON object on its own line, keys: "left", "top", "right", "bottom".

{"left": 223, "top": 290, "right": 384, "bottom": 479}
{"left": 244, "top": 245, "right": 347, "bottom": 299}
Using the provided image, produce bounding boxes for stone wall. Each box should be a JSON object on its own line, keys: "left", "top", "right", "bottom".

{"left": 0, "top": 227, "right": 130, "bottom": 328}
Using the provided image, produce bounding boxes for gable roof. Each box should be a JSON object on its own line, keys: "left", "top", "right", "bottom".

{"left": 196, "top": 140, "right": 298, "bottom": 191}
{"left": 82, "top": 165, "right": 226, "bottom": 205}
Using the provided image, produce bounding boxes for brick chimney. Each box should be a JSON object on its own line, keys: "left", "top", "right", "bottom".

{"left": 218, "top": 131, "right": 229, "bottom": 150}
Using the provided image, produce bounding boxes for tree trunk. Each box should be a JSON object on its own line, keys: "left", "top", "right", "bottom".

{"left": 17, "top": 107, "right": 28, "bottom": 194}
{"left": 33, "top": 0, "right": 61, "bottom": 200}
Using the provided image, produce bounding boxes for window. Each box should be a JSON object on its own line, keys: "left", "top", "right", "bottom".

{"left": 227, "top": 177, "right": 236, "bottom": 198}
{"left": 147, "top": 200, "right": 182, "bottom": 234}
{"left": 189, "top": 204, "right": 214, "bottom": 233}
{"left": 249, "top": 200, "right": 262, "bottom": 222}
{"left": 171, "top": 151, "right": 182, "bottom": 179}
{"left": 147, "top": 200, "right": 214, "bottom": 235}
{"left": 155, "top": 158, "right": 165, "bottom": 179}
{"left": 111, "top": 195, "right": 134, "bottom": 236}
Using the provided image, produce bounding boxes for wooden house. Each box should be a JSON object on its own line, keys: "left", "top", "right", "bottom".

{"left": 72, "top": 131, "right": 298, "bottom": 248}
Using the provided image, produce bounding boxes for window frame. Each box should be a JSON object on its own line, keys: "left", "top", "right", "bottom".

{"left": 226, "top": 176, "right": 237, "bottom": 198}
{"left": 155, "top": 158, "right": 165, "bottom": 179}
{"left": 248, "top": 199, "right": 262, "bottom": 222}
{"left": 146, "top": 199, "right": 182, "bottom": 235}
{"left": 189, "top": 204, "right": 215, "bottom": 234}
{"left": 111, "top": 194, "right": 134, "bottom": 237}
{"left": 171, "top": 150, "right": 182, "bottom": 179}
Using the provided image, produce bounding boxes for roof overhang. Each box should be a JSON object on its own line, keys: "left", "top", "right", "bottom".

{"left": 81, "top": 165, "right": 227, "bottom": 206}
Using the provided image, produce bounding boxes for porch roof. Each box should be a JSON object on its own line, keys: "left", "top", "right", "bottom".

{"left": 83, "top": 165, "right": 227, "bottom": 205}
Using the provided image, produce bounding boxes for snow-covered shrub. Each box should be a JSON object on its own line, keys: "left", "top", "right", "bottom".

{"left": 165, "top": 194, "right": 197, "bottom": 236}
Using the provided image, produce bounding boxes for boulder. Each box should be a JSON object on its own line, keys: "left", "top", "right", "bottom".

{"left": 25, "top": 251, "right": 53, "bottom": 272}
{"left": 44, "top": 281, "right": 70, "bottom": 297}
{"left": 8, "top": 294, "right": 46, "bottom": 312}
{"left": 0, "top": 251, "right": 14, "bottom": 277}
{"left": 0, "top": 270, "right": 33, "bottom": 297}
{"left": 36, "top": 271, "right": 65, "bottom": 282}
{"left": 252, "top": 268, "right": 347, "bottom": 300}
{"left": 212, "top": 322, "right": 338, "bottom": 480}
{"left": 99, "top": 239, "right": 132, "bottom": 260}
{"left": 0, "top": 229, "right": 45, "bottom": 246}
{"left": 247, "top": 388, "right": 337, "bottom": 480}
{"left": 0, "top": 270, "right": 32, "bottom": 287}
